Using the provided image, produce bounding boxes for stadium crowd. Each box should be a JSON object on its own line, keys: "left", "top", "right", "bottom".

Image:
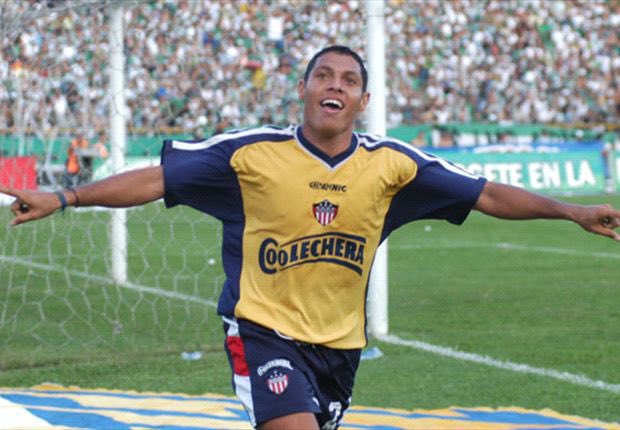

{"left": 2, "top": 0, "right": 620, "bottom": 140}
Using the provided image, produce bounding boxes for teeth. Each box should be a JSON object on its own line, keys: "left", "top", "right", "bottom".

{"left": 321, "top": 99, "right": 343, "bottom": 109}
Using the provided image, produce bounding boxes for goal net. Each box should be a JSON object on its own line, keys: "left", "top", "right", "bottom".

{"left": 0, "top": 0, "right": 227, "bottom": 369}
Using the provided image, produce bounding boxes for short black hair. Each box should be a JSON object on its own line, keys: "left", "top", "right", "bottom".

{"left": 303, "top": 45, "right": 368, "bottom": 92}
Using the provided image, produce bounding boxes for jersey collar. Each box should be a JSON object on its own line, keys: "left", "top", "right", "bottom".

{"left": 295, "top": 126, "right": 358, "bottom": 169}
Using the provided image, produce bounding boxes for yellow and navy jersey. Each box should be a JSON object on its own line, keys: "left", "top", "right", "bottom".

{"left": 162, "top": 125, "right": 486, "bottom": 349}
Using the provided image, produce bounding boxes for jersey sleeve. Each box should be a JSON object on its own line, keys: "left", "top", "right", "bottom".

{"left": 160, "top": 137, "right": 242, "bottom": 222}
{"left": 382, "top": 146, "right": 487, "bottom": 239}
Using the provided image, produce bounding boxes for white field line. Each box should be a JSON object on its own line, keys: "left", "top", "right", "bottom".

{"left": 387, "top": 240, "right": 620, "bottom": 394}
{"left": 393, "top": 241, "right": 620, "bottom": 259}
{"left": 0, "top": 254, "right": 217, "bottom": 307}
{"left": 379, "top": 334, "right": 620, "bottom": 395}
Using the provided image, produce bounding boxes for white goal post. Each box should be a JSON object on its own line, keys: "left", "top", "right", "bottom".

{"left": 109, "top": 3, "right": 128, "bottom": 285}
{"left": 366, "top": 0, "right": 389, "bottom": 338}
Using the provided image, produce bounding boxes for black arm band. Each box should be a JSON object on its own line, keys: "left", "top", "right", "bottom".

{"left": 54, "top": 191, "right": 68, "bottom": 213}
{"left": 67, "top": 188, "right": 80, "bottom": 207}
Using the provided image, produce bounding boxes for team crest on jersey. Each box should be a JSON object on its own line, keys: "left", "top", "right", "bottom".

{"left": 267, "top": 370, "right": 289, "bottom": 395}
{"left": 313, "top": 199, "right": 338, "bottom": 226}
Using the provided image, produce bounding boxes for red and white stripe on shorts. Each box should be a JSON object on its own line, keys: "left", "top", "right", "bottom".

{"left": 223, "top": 316, "right": 256, "bottom": 427}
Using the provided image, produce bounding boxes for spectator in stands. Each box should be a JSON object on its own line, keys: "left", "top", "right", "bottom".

{"left": 92, "top": 131, "right": 110, "bottom": 159}
{"left": 2, "top": 0, "right": 620, "bottom": 138}
{"left": 63, "top": 132, "right": 88, "bottom": 188}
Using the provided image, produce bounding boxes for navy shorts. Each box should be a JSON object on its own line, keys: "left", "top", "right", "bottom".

{"left": 223, "top": 317, "right": 361, "bottom": 428}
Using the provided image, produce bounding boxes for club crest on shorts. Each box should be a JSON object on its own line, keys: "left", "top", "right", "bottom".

{"left": 313, "top": 199, "right": 338, "bottom": 226}
{"left": 267, "top": 370, "right": 289, "bottom": 395}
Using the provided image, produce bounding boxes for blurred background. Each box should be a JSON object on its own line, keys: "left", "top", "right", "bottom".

{"left": 1, "top": 0, "right": 619, "bottom": 170}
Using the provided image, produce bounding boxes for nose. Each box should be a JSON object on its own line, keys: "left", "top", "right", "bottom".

{"left": 327, "top": 78, "right": 344, "bottom": 93}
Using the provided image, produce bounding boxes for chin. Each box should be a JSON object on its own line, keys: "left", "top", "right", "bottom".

{"left": 317, "top": 124, "right": 346, "bottom": 137}
{"left": 319, "top": 116, "right": 350, "bottom": 132}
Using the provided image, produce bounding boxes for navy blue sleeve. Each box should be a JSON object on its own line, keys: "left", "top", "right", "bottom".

{"left": 161, "top": 138, "right": 243, "bottom": 222}
{"left": 382, "top": 149, "right": 487, "bottom": 240}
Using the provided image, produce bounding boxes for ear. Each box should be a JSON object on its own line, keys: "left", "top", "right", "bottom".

{"left": 297, "top": 79, "right": 305, "bottom": 100}
{"left": 358, "top": 92, "right": 371, "bottom": 112}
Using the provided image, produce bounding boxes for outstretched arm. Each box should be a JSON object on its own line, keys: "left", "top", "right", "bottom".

{"left": 1, "top": 166, "right": 164, "bottom": 226}
{"left": 474, "top": 181, "right": 620, "bottom": 241}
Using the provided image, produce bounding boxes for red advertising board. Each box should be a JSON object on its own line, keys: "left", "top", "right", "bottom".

{"left": 0, "top": 156, "right": 38, "bottom": 190}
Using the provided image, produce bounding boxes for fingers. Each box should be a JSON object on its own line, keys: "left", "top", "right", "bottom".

{"left": 575, "top": 205, "right": 620, "bottom": 241}
{"left": 10, "top": 210, "right": 40, "bottom": 226}
{"left": 10, "top": 211, "right": 30, "bottom": 226}
{"left": 9, "top": 198, "right": 47, "bottom": 226}
{"left": 586, "top": 223, "right": 619, "bottom": 242}
{"left": 596, "top": 206, "right": 620, "bottom": 241}
{"left": 10, "top": 198, "right": 31, "bottom": 218}
{"left": 601, "top": 206, "right": 620, "bottom": 226}
{"left": 601, "top": 215, "right": 620, "bottom": 229}
{"left": 599, "top": 226, "right": 620, "bottom": 242}
{"left": 1, "top": 186, "right": 26, "bottom": 218}
{"left": 1, "top": 186, "right": 45, "bottom": 226}
{"left": 0, "top": 185, "right": 20, "bottom": 210}
{"left": 609, "top": 210, "right": 620, "bottom": 225}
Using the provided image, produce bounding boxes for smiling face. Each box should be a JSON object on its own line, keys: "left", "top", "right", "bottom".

{"left": 298, "top": 51, "right": 370, "bottom": 151}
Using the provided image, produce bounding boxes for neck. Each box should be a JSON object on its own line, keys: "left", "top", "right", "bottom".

{"left": 300, "top": 124, "right": 353, "bottom": 158}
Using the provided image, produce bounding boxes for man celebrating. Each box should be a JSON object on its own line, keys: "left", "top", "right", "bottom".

{"left": 2, "top": 46, "right": 620, "bottom": 430}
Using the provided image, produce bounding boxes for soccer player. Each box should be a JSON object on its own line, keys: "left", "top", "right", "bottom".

{"left": 2, "top": 46, "right": 620, "bottom": 430}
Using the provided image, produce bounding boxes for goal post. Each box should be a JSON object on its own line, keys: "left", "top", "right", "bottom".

{"left": 365, "top": 0, "right": 389, "bottom": 338}
{"left": 109, "top": 2, "right": 128, "bottom": 285}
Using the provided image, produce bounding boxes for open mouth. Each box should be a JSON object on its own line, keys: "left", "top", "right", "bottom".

{"left": 320, "top": 99, "right": 344, "bottom": 112}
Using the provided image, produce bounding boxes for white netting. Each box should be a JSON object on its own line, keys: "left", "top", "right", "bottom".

{"left": 0, "top": 0, "right": 226, "bottom": 368}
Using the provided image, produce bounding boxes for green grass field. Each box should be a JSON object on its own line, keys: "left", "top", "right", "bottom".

{"left": 1, "top": 195, "right": 619, "bottom": 423}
